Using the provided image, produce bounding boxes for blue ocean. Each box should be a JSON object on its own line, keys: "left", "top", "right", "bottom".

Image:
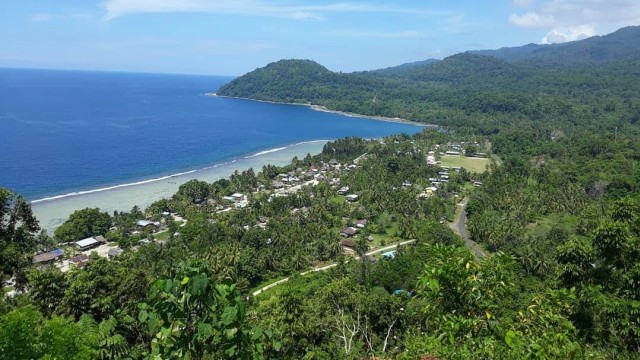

{"left": 0, "top": 68, "right": 423, "bottom": 201}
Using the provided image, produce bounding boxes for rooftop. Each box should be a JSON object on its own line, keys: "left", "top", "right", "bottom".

{"left": 33, "top": 248, "right": 64, "bottom": 264}
{"left": 76, "top": 237, "right": 99, "bottom": 248}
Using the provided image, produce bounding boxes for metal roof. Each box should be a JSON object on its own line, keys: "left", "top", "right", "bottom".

{"left": 76, "top": 237, "right": 98, "bottom": 248}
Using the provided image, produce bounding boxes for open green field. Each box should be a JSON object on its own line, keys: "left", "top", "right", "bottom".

{"left": 440, "top": 155, "right": 490, "bottom": 173}
{"left": 154, "top": 230, "right": 170, "bottom": 240}
{"left": 526, "top": 213, "right": 579, "bottom": 238}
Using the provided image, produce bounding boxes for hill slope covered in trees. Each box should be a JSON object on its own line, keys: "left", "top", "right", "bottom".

{"left": 217, "top": 26, "right": 640, "bottom": 132}
{"left": 471, "top": 26, "right": 640, "bottom": 65}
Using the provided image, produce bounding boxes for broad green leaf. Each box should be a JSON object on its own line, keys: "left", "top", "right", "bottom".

{"left": 138, "top": 310, "right": 148, "bottom": 323}
{"left": 198, "top": 323, "right": 213, "bottom": 338}
{"left": 273, "top": 341, "right": 282, "bottom": 351}
{"left": 222, "top": 306, "right": 238, "bottom": 326}
{"left": 225, "top": 327, "right": 238, "bottom": 339}
{"left": 251, "top": 326, "right": 263, "bottom": 340}
{"left": 505, "top": 330, "right": 516, "bottom": 348}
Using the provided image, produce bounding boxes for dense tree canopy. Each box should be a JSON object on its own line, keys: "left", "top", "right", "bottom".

{"left": 0, "top": 188, "right": 40, "bottom": 285}
{"left": 54, "top": 208, "right": 111, "bottom": 242}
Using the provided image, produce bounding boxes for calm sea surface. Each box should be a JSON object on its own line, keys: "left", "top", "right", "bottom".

{"left": 0, "top": 68, "right": 423, "bottom": 200}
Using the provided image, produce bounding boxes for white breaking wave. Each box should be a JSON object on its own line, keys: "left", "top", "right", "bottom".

{"left": 293, "top": 140, "right": 332, "bottom": 146}
{"left": 30, "top": 170, "right": 198, "bottom": 204}
{"left": 30, "top": 140, "right": 330, "bottom": 204}
{"left": 244, "top": 147, "right": 288, "bottom": 159}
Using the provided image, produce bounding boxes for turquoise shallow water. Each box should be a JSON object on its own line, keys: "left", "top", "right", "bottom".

{"left": 30, "top": 140, "right": 329, "bottom": 232}
{"left": 0, "top": 68, "right": 423, "bottom": 201}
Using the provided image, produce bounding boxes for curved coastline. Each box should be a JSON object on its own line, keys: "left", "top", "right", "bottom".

{"left": 31, "top": 140, "right": 330, "bottom": 232}
{"left": 206, "top": 93, "right": 430, "bottom": 127}
{"left": 30, "top": 140, "right": 329, "bottom": 205}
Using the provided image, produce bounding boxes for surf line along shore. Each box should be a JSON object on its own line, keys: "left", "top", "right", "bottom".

{"left": 205, "top": 93, "right": 431, "bottom": 127}
{"left": 30, "top": 140, "right": 329, "bottom": 233}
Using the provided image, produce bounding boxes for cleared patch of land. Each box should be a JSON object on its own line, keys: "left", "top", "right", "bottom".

{"left": 440, "top": 155, "right": 490, "bottom": 173}
{"left": 526, "top": 213, "right": 579, "bottom": 238}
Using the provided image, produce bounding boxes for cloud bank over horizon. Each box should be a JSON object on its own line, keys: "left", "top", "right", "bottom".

{"left": 1, "top": 1, "right": 639, "bottom": 75}
{"left": 508, "top": 0, "right": 640, "bottom": 44}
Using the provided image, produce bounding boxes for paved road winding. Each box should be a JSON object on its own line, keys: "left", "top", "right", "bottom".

{"left": 451, "top": 198, "right": 487, "bottom": 259}
{"left": 252, "top": 240, "right": 416, "bottom": 297}
{"left": 252, "top": 198, "right": 487, "bottom": 297}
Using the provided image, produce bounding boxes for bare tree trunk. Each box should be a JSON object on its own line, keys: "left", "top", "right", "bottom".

{"left": 332, "top": 300, "right": 361, "bottom": 355}
{"left": 362, "top": 315, "right": 375, "bottom": 352}
{"left": 382, "top": 318, "right": 398, "bottom": 353}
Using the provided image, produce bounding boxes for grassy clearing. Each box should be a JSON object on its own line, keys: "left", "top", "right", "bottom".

{"left": 440, "top": 155, "right": 491, "bottom": 173}
{"left": 369, "top": 233, "right": 396, "bottom": 248}
{"left": 329, "top": 195, "right": 346, "bottom": 205}
{"left": 154, "top": 230, "right": 171, "bottom": 241}
{"left": 526, "top": 213, "right": 579, "bottom": 238}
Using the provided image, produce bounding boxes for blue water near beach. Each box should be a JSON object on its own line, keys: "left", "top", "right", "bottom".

{"left": 0, "top": 68, "right": 423, "bottom": 200}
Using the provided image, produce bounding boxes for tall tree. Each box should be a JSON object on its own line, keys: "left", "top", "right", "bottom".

{"left": 54, "top": 208, "right": 111, "bottom": 242}
{"left": 0, "top": 187, "right": 41, "bottom": 286}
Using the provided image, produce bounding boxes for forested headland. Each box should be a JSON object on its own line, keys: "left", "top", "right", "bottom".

{"left": 1, "top": 26, "right": 640, "bottom": 359}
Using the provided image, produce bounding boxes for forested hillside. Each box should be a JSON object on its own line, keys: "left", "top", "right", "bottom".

{"left": 217, "top": 26, "right": 640, "bottom": 134}
{"left": 369, "top": 58, "right": 440, "bottom": 75}
{"left": 472, "top": 26, "right": 640, "bottom": 65}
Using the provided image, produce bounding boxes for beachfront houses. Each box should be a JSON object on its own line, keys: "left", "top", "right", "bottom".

{"left": 136, "top": 220, "right": 160, "bottom": 231}
{"left": 75, "top": 236, "right": 106, "bottom": 251}
{"left": 107, "top": 248, "right": 124, "bottom": 259}
{"left": 33, "top": 248, "right": 64, "bottom": 265}
{"left": 69, "top": 254, "right": 90, "bottom": 268}
{"left": 231, "top": 193, "right": 245, "bottom": 201}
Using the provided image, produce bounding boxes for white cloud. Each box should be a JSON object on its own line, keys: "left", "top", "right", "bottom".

{"left": 508, "top": 0, "right": 640, "bottom": 43}
{"left": 508, "top": 11, "right": 554, "bottom": 28}
{"left": 101, "top": 0, "right": 443, "bottom": 22}
{"left": 290, "top": 11, "right": 323, "bottom": 21}
{"left": 542, "top": 24, "right": 596, "bottom": 44}
{"left": 513, "top": 0, "right": 534, "bottom": 7}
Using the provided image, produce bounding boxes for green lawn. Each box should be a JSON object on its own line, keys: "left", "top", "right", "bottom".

{"left": 154, "top": 230, "right": 171, "bottom": 240}
{"left": 440, "top": 155, "right": 491, "bottom": 173}
{"left": 329, "top": 195, "right": 346, "bottom": 205}
{"left": 526, "top": 213, "right": 579, "bottom": 238}
{"left": 369, "top": 233, "right": 397, "bottom": 248}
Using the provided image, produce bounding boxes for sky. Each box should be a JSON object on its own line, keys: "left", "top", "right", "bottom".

{"left": 1, "top": 0, "right": 639, "bottom": 76}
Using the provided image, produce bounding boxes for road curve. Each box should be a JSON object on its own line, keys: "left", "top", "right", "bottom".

{"left": 452, "top": 198, "right": 487, "bottom": 259}
{"left": 252, "top": 240, "right": 416, "bottom": 297}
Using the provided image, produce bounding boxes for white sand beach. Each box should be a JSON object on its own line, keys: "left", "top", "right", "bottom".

{"left": 32, "top": 141, "right": 328, "bottom": 232}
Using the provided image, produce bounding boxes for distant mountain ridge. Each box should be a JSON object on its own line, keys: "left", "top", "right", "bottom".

{"left": 370, "top": 59, "right": 441, "bottom": 75}
{"left": 471, "top": 26, "right": 640, "bottom": 65}
{"left": 216, "top": 25, "right": 640, "bottom": 125}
